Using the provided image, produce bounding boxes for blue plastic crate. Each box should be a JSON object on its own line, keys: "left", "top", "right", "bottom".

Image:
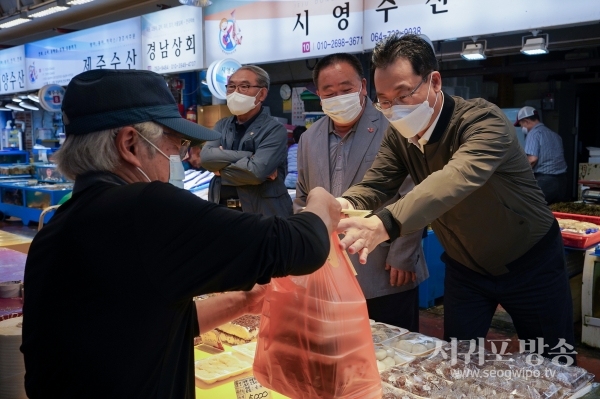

{"left": 419, "top": 230, "right": 446, "bottom": 309}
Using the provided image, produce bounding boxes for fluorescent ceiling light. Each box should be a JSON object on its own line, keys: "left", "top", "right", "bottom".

{"left": 521, "top": 36, "right": 549, "bottom": 55}
{"left": 11, "top": 96, "right": 22, "bottom": 103}
{"left": 5, "top": 103, "right": 24, "bottom": 111}
{"left": 20, "top": 101, "right": 39, "bottom": 111}
{"left": 179, "top": 0, "right": 212, "bottom": 6}
{"left": 28, "top": 1, "right": 70, "bottom": 18}
{"left": 0, "top": 12, "right": 32, "bottom": 29}
{"left": 28, "top": 94, "right": 40, "bottom": 102}
{"left": 461, "top": 42, "right": 486, "bottom": 61}
{"left": 66, "top": 0, "right": 95, "bottom": 4}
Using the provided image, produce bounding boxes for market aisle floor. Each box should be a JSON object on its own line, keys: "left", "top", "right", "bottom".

{"left": 1, "top": 219, "right": 599, "bottom": 382}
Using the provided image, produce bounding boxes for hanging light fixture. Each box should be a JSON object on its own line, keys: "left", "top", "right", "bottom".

{"left": 66, "top": 0, "right": 95, "bottom": 4}
{"left": 0, "top": 103, "right": 10, "bottom": 111}
{"left": 179, "top": 0, "right": 212, "bottom": 6}
{"left": 460, "top": 38, "right": 487, "bottom": 61}
{"left": 5, "top": 103, "right": 25, "bottom": 111}
{"left": 0, "top": 12, "right": 32, "bottom": 29}
{"left": 11, "top": 96, "right": 22, "bottom": 103}
{"left": 28, "top": 0, "right": 70, "bottom": 18}
{"left": 20, "top": 101, "right": 39, "bottom": 111}
{"left": 521, "top": 32, "right": 549, "bottom": 55}
{"left": 27, "top": 94, "right": 40, "bottom": 103}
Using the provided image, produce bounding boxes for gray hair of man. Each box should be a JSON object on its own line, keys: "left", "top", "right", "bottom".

{"left": 235, "top": 65, "right": 270, "bottom": 90}
{"left": 54, "top": 121, "right": 162, "bottom": 181}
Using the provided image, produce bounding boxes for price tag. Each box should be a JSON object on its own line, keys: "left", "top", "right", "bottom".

{"left": 234, "top": 376, "right": 271, "bottom": 399}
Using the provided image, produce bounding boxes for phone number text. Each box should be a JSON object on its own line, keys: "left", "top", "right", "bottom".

{"left": 313, "top": 36, "right": 363, "bottom": 51}
{"left": 152, "top": 61, "right": 197, "bottom": 71}
{"left": 370, "top": 27, "right": 422, "bottom": 43}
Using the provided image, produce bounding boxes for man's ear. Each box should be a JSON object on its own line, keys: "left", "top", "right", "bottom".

{"left": 115, "top": 127, "right": 143, "bottom": 168}
{"left": 432, "top": 71, "right": 442, "bottom": 92}
{"left": 258, "top": 87, "right": 268, "bottom": 103}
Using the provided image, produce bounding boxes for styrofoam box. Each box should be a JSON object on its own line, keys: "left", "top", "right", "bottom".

{"left": 587, "top": 147, "right": 600, "bottom": 157}
{"left": 230, "top": 341, "right": 257, "bottom": 360}
{"left": 374, "top": 343, "right": 416, "bottom": 371}
{"left": 194, "top": 351, "right": 252, "bottom": 384}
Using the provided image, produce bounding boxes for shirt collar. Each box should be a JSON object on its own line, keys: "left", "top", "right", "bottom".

{"left": 73, "top": 171, "right": 128, "bottom": 195}
{"left": 328, "top": 118, "right": 358, "bottom": 138}
{"left": 530, "top": 122, "right": 545, "bottom": 132}
{"left": 234, "top": 106, "right": 262, "bottom": 128}
{"left": 408, "top": 91, "right": 445, "bottom": 152}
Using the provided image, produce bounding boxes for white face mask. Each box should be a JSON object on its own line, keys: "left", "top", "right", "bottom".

{"left": 137, "top": 134, "right": 185, "bottom": 189}
{"left": 381, "top": 76, "right": 439, "bottom": 139}
{"left": 320, "top": 85, "right": 364, "bottom": 124}
{"left": 522, "top": 127, "right": 528, "bottom": 135}
{"left": 226, "top": 90, "right": 261, "bottom": 116}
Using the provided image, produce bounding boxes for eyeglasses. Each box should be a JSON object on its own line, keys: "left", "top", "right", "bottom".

{"left": 163, "top": 130, "right": 191, "bottom": 160}
{"left": 225, "top": 83, "right": 264, "bottom": 94}
{"left": 373, "top": 75, "right": 429, "bottom": 111}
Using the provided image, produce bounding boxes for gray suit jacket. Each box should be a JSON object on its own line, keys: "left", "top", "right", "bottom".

{"left": 201, "top": 107, "right": 292, "bottom": 217}
{"left": 293, "top": 99, "right": 428, "bottom": 299}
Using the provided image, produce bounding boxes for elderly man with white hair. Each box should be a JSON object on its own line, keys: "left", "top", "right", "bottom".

{"left": 21, "top": 69, "right": 340, "bottom": 399}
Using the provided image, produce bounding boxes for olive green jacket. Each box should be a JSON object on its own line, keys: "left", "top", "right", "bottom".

{"left": 343, "top": 94, "right": 554, "bottom": 276}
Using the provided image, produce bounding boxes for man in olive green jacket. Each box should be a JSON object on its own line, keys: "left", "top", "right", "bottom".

{"left": 337, "top": 34, "right": 575, "bottom": 364}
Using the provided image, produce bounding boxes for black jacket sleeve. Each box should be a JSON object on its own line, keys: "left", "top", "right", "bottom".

{"left": 134, "top": 182, "right": 329, "bottom": 301}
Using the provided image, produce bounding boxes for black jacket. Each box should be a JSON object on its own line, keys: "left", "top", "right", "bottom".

{"left": 21, "top": 172, "right": 329, "bottom": 399}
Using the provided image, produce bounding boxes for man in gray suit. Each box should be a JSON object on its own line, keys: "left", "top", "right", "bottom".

{"left": 293, "top": 53, "right": 428, "bottom": 331}
{"left": 201, "top": 65, "right": 292, "bottom": 217}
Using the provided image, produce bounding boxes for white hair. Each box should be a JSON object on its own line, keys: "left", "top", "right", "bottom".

{"left": 54, "top": 121, "right": 162, "bottom": 181}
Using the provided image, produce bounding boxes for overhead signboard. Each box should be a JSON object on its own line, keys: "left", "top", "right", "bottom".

{"left": 141, "top": 6, "right": 203, "bottom": 74}
{"left": 0, "top": 46, "right": 26, "bottom": 95}
{"left": 363, "top": 0, "right": 600, "bottom": 50}
{"left": 204, "top": 0, "right": 363, "bottom": 66}
{"left": 25, "top": 17, "right": 141, "bottom": 91}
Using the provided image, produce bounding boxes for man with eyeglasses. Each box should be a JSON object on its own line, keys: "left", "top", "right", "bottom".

{"left": 201, "top": 65, "right": 292, "bottom": 216}
{"left": 335, "top": 34, "right": 575, "bottom": 364}
{"left": 21, "top": 69, "right": 341, "bottom": 399}
{"left": 293, "top": 53, "right": 427, "bottom": 331}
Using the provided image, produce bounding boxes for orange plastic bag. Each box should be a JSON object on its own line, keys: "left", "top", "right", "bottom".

{"left": 253, "top": 234, "right": 382, "bottom": 399}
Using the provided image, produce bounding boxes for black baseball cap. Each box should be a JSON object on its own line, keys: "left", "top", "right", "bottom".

{"left": 61, "top": 69, "right": 220, "bottom": 143}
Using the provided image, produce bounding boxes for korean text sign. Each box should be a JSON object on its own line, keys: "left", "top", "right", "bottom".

{"left": 0, "top": 46, "right": 26, "bottom": 95}
{"left": 363, "top": 0, "right": 600, "bottom": 50}
{"left": 25, "top": 17, "right": 141, "bottom": 91}
{"left": 204, "top": 0, "right": 363, "bottom": 66}
{"left": 141, "top": 6, "right": 202, "bottom": 74}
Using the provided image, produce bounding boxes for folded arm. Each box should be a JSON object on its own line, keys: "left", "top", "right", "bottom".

{"left": 219, "top": 124, "right": 289, "bottom": 186}
{"left": 200, "top": 139, "right": 253, "bottom": 171}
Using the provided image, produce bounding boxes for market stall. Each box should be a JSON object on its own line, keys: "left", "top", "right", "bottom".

{"left": 192, "top": 318, "right": 597, "bottom": 399}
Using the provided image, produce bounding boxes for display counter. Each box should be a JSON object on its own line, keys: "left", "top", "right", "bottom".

{"left": 194, "top": 345, "right": 290, "bottom": 399}
{"left": 194, "top": 332, "right": 598, "bottom": 399}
